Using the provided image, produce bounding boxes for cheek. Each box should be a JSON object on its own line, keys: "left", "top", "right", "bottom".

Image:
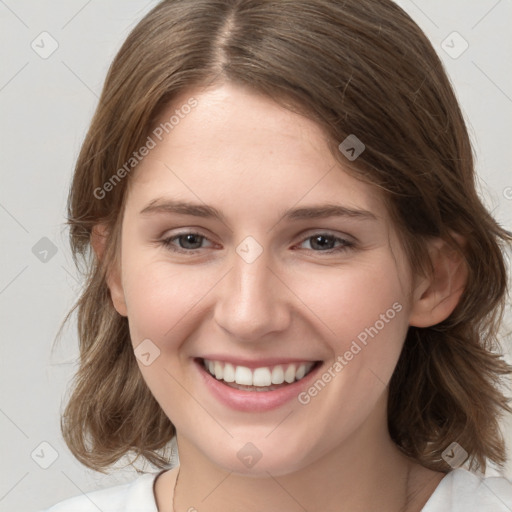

{"left": 291, "top": 258, "right": 410, "bottom": 362}
{"left": 288, "top": 259, "right": 410, "bottom": 443}
{"left": 120, "top": 260, "right": 217, "bottom": 422}
{"left": 121, "top": 254, "right": 222, "bottom": 352}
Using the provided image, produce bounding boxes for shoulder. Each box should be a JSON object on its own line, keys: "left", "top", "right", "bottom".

{"left": 38, "top": 472, "right": 161, "bottom": 512}
{"left": 422, "top": 468, "right": 512, "bottom": 512}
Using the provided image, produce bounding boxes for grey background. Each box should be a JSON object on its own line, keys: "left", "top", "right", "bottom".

{"left": 0, "top": 1, "right": 511, "bottom": 511}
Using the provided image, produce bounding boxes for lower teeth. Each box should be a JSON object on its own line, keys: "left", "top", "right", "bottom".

{"left": 223, "top": 381, "right": 292, "bottom": 392}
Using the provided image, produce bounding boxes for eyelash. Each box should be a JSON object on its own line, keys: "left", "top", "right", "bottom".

{"left": 159, "top": 231, "right": 355, "bottom": 255}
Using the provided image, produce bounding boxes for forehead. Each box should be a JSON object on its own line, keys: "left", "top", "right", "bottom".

{"left": 126, "top": 82, "right": 388, "bottom": 223}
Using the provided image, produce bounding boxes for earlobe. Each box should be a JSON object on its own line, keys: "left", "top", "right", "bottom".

{"left": 91, "top": 224, "right": 128, "bottom": 317}
{"left": 408, "top": 236, "right": 468, "bottom": 328}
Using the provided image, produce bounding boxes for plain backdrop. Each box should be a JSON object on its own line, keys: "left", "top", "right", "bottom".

{"left": 0, "top": 1, "right": 511, "bottom": 511}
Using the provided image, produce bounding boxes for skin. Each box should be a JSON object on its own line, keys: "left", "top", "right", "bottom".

{"left": 95, "top": 82, "right": 466, "bottom": 512}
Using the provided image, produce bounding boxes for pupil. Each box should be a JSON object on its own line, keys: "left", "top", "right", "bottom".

{"left": 312, "top": 235, "right": 333, "bottom": 250}
{"left": 181, "top": 234, "right": 202, "bottom": 249}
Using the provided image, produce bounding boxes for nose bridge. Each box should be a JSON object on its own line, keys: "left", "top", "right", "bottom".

{"left": 213, "top": 244, "right": 290, "bottom": 341}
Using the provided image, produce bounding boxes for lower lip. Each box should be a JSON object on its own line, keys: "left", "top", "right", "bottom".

{"left": 194, "top": 359, "right": 323, "bottom": 412}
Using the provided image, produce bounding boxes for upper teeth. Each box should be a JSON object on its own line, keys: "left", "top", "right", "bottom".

{"left": 203, "top": 359, "right": 315, "bottom": 387}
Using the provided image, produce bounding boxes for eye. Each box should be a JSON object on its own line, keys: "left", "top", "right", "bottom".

{"left": 160, "top": 232, "right": 214, "bottom": 253}
{"left": 297, "top": 233, "right": 355, "bottom": 253}
{"left": 159, "top": 231, "right": 355, "bottom": 255}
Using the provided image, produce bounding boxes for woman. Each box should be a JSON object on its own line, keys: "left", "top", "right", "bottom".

{"left": 41, "top": 0, "right": 512, "bottom": 510}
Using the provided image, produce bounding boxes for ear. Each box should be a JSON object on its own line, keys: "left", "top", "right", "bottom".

{"left": 408, "top": 236, "right": 467, "bottom": 328}
{"left": 91, "top": 224, "right": 128, "bottom": 317}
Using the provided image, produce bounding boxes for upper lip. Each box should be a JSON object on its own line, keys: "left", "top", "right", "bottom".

{"left": 195, "top": 356, "right": 321, "bottom": 369}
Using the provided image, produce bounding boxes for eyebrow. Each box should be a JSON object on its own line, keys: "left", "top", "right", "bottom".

{"left": 139, "top": 198, "right": 377, "bottom": 222}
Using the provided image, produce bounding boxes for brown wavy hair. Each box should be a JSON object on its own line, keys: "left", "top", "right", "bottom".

{"left": 58, "top": 0, "right": 512, "bottom": 474}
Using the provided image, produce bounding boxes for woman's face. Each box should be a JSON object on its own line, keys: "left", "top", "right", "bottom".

{"left": 110, "top": 82, "right": 418, "bottom": 476}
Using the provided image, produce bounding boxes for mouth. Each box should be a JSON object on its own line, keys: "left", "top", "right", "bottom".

{"left": 196, "top": 357, "right": 321, "bottom": 392}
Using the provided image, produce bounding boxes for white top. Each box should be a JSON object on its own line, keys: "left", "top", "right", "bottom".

{"left": 39, "top": 468, "right": 512, "bottom": 512}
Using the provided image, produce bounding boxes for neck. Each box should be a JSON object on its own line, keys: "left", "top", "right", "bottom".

{"left": 168, "top": 416, "right": 441, "bottom": 512}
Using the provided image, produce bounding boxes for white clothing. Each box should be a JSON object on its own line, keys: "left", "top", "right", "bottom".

{"left": 39, "top": 467, "right": 512, "bottom": 511}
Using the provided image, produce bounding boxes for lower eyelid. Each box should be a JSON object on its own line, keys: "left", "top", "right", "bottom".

{"left": 289, "top": 234, "right": 348, "bottom": 250}
{"left": 162, "top": 233, "right": 210, "bottom": 250}
{"left": 296, "top": 234, "right": 354, "bottom": 250}
{"left": 159, "top": 232, "right": 355, "bottom": 253}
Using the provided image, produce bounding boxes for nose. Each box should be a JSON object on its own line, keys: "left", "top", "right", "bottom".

{"left": 213, "top": 248, "right": 291, "bottom": 342}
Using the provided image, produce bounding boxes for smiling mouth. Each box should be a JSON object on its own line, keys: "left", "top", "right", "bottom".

{"left": 199, "top": 358, "right": 321, "bottom": 392}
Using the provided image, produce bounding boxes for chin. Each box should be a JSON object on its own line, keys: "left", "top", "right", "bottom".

{"left": 203, "top": 437, "right": 315, "bottom": 478}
